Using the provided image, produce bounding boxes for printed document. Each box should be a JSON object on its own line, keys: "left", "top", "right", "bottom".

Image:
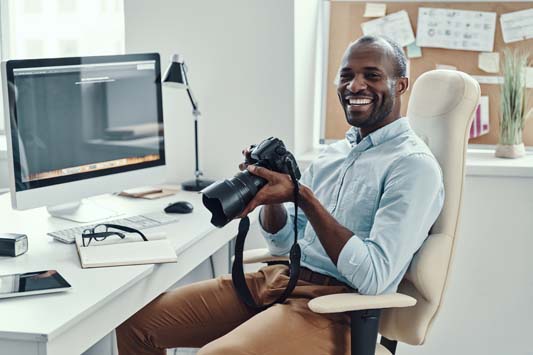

{"left": 416, "top": 7, "right": 496, "bottom": 52}
{"left": 500, "top": 9, "right": 533, "bottom": 43}
{"left": 361, "top": 10, "right": 415, "bottom": 47}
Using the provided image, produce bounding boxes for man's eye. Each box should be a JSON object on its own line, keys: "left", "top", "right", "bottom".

{"left": 339, "top": 74, "right": 353, "bottom": 81}
{"left": 365, "top": 73, "right": 381, "bottom": 79}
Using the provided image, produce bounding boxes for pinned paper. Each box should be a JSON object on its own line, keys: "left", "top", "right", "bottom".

{"left": 436, "top": 64, "right": 456, "bottom": 70}
{"left": 500, "top": 9, "right": 533, "bottom": 43}
{"left": 526, "top": 67, "right": 533, "bottom": 89}
{"left": 364, "top": 3, "right": 387, "bottom": 18}
{"left": 406, "top": 42, "right": 422, "bottom": 58}
{"left": 478, "top": 52, "right": 500, "bottom": 73}
{"left": 417, "top": 7, "right": 496, "bottom": 52}
{"left": 361, "top": 10, "right": 415, "bottom": 47}
{"left": 470, "top": 96, "right": 489, "bottom": 139}
{"left": 471, "top": 75, "right": 503, "bottom": 85}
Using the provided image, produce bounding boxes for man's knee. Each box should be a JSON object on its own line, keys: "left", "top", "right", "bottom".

{"left": 116, "top": 303, "right": 165, "bottom": 354}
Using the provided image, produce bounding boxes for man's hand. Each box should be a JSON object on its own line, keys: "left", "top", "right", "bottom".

{"left": 237, "top": 165, "right": 295, "bottom": 218}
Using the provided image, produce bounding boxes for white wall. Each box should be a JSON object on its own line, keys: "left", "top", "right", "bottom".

{"left": 124, "top": 0, "right": 295, "bottom": 183}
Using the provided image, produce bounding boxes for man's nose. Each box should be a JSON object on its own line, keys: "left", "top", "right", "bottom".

{"left": 347, "top": 74, "right": 367, "bottom": 93}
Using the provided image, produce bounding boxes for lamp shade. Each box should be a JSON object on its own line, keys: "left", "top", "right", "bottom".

{"left": 162, "top": 54, "right": 188, "bottom": 88}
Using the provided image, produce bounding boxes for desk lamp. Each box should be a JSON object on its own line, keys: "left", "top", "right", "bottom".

{"left": 163, "top": 54, "right": 214, "bottom": 191}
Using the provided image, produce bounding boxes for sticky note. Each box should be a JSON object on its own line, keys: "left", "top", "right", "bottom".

{"left": 406, "top": 43, "right": 422, "bottom": 58}
{"left": 478, "top": 52, "right": 500, "bottom": 73}
{"left": 526, "top": 67, "right": 533, "bottom": 89}
{"left": 436, "top": 64, "right": 457, "bottom": 70}
{"left": 363, "top": 3, "right": 386, "bottom": 18}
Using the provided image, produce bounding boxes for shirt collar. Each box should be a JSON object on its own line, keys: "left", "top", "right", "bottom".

{"left": 345, "top": 117, "right": 410, "bottom": 149}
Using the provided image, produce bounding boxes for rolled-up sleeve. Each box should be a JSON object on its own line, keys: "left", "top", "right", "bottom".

{"left": 259, "top": 163, "right": 313, "bottom": 256}
{"left": 337, "top": 153, "right": 444, "bottom": 295}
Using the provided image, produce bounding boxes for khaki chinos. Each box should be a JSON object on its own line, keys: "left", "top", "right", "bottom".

{"left": 117, "top": 264, "right": 355, "bottom": 355}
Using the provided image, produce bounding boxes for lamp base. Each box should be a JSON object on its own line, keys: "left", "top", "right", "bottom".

{"left": 182, "top": 178, "right": 216, "bottom": 192}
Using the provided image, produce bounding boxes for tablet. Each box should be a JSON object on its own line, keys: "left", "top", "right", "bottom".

{"left": 0, "top": 270, "right": 71, "bottom": 299}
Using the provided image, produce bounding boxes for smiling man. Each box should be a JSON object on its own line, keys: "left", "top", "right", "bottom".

{"left": 117, "top": 35, "right": 444, "bottom": 355}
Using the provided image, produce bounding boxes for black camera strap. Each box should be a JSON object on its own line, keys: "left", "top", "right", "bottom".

{"left": 231, "top": 160, "right": 301, "bottom": 311}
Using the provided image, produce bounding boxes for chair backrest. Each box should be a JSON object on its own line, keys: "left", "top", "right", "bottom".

{"left": 379, "top": 70, "right": 480, "bottom": 345}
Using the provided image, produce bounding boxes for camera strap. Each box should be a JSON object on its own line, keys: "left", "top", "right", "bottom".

{"left": 231, "top": 160, "right": 301, "bottom": 311}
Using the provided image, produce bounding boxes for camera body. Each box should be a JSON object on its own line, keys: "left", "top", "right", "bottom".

{"left": 202, "top": 137, "right": 300, "bottom": 227}
{"left": 246, "top": 137, "right": 301, "bottom": 179}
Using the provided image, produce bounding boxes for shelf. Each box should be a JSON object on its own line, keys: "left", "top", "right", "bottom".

{"left": 298, "top": 147, "right": 533, "bottom": 179}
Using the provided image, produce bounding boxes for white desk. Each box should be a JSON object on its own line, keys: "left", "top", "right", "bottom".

{"left": 0, "top": 191, "right": 255, "bottom": 355}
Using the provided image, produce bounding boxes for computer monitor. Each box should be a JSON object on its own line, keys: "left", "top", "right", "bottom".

{"left": 1, "top": 53, "right": 166, "bottom": 222}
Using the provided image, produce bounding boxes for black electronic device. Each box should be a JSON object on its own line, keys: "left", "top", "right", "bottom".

{"left": 164, "top": 201, "right": 194, "bottom": 214}
{"left": 0, "top": 233, "right": 28, "bottom": 257}
{"left": 201, "top": 137, "right": 302, "bottom": 311}
{"left": 0, "top": 270, "right": 71, "bottom": 299}
{"left": 202, "top": 137, "right": 300, "bottom": 227}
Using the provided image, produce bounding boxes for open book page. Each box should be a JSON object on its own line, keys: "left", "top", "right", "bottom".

{"left": 75, "top": 232, "right": 177, "bottom": 268}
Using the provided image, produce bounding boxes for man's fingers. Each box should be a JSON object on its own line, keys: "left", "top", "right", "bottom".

{"left": 238, "top": 204, "right": 255, "bottom": 219}
{"left": 247, "top": 165, "right": 275, "bottom": 179}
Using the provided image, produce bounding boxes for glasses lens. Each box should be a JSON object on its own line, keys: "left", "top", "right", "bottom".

{"left": 93, "top": 225, "right": 107, "bottom": 234}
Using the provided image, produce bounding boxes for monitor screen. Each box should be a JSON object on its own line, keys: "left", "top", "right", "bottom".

{"left": 4, "top": 53, "right": 165, "bottom": 192}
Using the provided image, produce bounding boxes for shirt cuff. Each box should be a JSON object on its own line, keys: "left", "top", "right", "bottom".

{"left": 259, "top": 207, "right": 293, "bottom": 255}
{"left": 337, "top": 234, "right": 375, "bottom": 294}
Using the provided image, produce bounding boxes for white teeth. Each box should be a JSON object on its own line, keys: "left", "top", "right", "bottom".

{"left": 348, "top": 98, "right": 372, "bottom": 105}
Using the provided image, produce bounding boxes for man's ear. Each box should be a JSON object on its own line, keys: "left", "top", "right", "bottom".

{"left": 396, "top": 77, "right": 409, "bottom": 96}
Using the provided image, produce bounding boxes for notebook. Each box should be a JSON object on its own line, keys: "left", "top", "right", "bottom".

{"left": 75, "top": 231, "right": 178, "bottom": 268}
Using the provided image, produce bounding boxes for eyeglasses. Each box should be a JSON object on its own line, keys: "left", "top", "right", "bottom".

{"left": 82, "top": 224, "right": 148, "bottom": 247}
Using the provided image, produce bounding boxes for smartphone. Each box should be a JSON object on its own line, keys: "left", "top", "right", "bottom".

{"left": 0, "top": 270, "right": 71, "bottom": 299}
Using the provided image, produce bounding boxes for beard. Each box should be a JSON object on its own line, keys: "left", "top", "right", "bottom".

{"left": 343, "top": 81, "right": 396, "bottom": 129}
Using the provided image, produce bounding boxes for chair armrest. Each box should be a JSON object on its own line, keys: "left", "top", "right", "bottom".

{"left": 308, "top": 292, "right": 416, "bottom": 314}
{"left": 242, "top": 248, "right": 289, "bottom": 264}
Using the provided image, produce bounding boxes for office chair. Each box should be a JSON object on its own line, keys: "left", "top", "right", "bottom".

{"left": 242, "top": 70, "right": 481, "bottom": 355}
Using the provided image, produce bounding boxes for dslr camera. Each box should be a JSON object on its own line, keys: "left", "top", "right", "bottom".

{"left": 202, "top": 137, "right": 301, "bottom": 227}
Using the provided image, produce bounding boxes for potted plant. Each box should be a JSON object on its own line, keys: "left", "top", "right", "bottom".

{"left": 495, "top": 49, "right": 530, "bottom": 158}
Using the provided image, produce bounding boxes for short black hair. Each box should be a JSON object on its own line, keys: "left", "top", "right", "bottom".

{"left": 353, "top": 35, "right": 407, "bottom": 78}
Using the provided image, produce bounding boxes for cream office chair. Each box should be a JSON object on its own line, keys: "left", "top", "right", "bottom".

{"left": 242, "top": 70, "right": 480, "bottom": 355}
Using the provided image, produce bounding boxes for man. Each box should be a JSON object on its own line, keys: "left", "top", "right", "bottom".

{"left": 117, "top": 35, "right": 444, "bottom": 355}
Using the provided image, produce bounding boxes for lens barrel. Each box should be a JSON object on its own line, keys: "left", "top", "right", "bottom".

{"left": 202, "top": 169, "right": 267, "bottom": 227}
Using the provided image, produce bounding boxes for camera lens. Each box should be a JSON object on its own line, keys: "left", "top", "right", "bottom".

{"left": 202, "top": 169, "right": 267, "bottom": 227}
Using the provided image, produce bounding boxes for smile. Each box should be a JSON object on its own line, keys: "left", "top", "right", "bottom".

{"left": 345, "top": 96, "right": 374, "bottom": 106}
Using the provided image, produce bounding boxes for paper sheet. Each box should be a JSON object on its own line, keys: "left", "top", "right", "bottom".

{"left": 363, "top": 3, "right": 386, "bottom": 18}
{"left": 471, "top": 75, "right": 503, "bottom": 85}
{"left": 500, "top": 8, "right": 533, "bottom": 43}
{"left": 526, "top": 67, "right": 533, "bottom": 89}
{"left": 436, "top": 64, "right": 456, "bottom": 70}
{"left": 478, "top": 52, "right": 500, "bottom": 73}
{"left": 406, "top": 43, "right": 422, "bottom": 58}
{"left": 416, "top": 7, "right": 496, "bottom": 52}
{"left": 470, "top": 96, "right": 490, "bottom": 139}
{"left": 361, "top": 10, "right": 415, "bottom": 47}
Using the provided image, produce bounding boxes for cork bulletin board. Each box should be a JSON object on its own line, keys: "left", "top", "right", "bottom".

{"left": 325, "top": 1, "right": 533, "bottom": 145}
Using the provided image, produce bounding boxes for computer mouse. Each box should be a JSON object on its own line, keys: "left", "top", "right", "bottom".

{"left": 164, "top": 201, "right": 194, "bottom": 214}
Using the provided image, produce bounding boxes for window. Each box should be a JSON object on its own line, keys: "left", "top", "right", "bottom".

{"left": 0, "top": 0, "right": 125, "bottom": 133}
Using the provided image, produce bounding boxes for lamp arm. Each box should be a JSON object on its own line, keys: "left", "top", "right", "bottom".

{"left": 186, "top": 87, "right": 200, "bottom": 115}
{"left": 182, "top": 65, "right": 200, "bottom": 114}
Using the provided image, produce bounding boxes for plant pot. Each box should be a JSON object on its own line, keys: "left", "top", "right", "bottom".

{"left": 495, "top": 143, "right": 525, "bottom": 158}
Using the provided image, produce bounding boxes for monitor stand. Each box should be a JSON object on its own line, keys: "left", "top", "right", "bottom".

{"left": 47, "top": 200, "right": 119, "bottom": 223}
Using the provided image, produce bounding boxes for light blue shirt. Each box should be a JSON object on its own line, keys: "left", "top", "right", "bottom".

{"left": 260, "top": 118, "right": 444, "bottom": 295}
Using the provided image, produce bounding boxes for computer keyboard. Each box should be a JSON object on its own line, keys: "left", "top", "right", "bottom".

{"left": 47, "top": 212, "right": 179, "bottom": 244}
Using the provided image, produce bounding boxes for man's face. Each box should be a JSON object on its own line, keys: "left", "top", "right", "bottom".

{"left": 337, "top": 42, "right": 399, "bottom": 129}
